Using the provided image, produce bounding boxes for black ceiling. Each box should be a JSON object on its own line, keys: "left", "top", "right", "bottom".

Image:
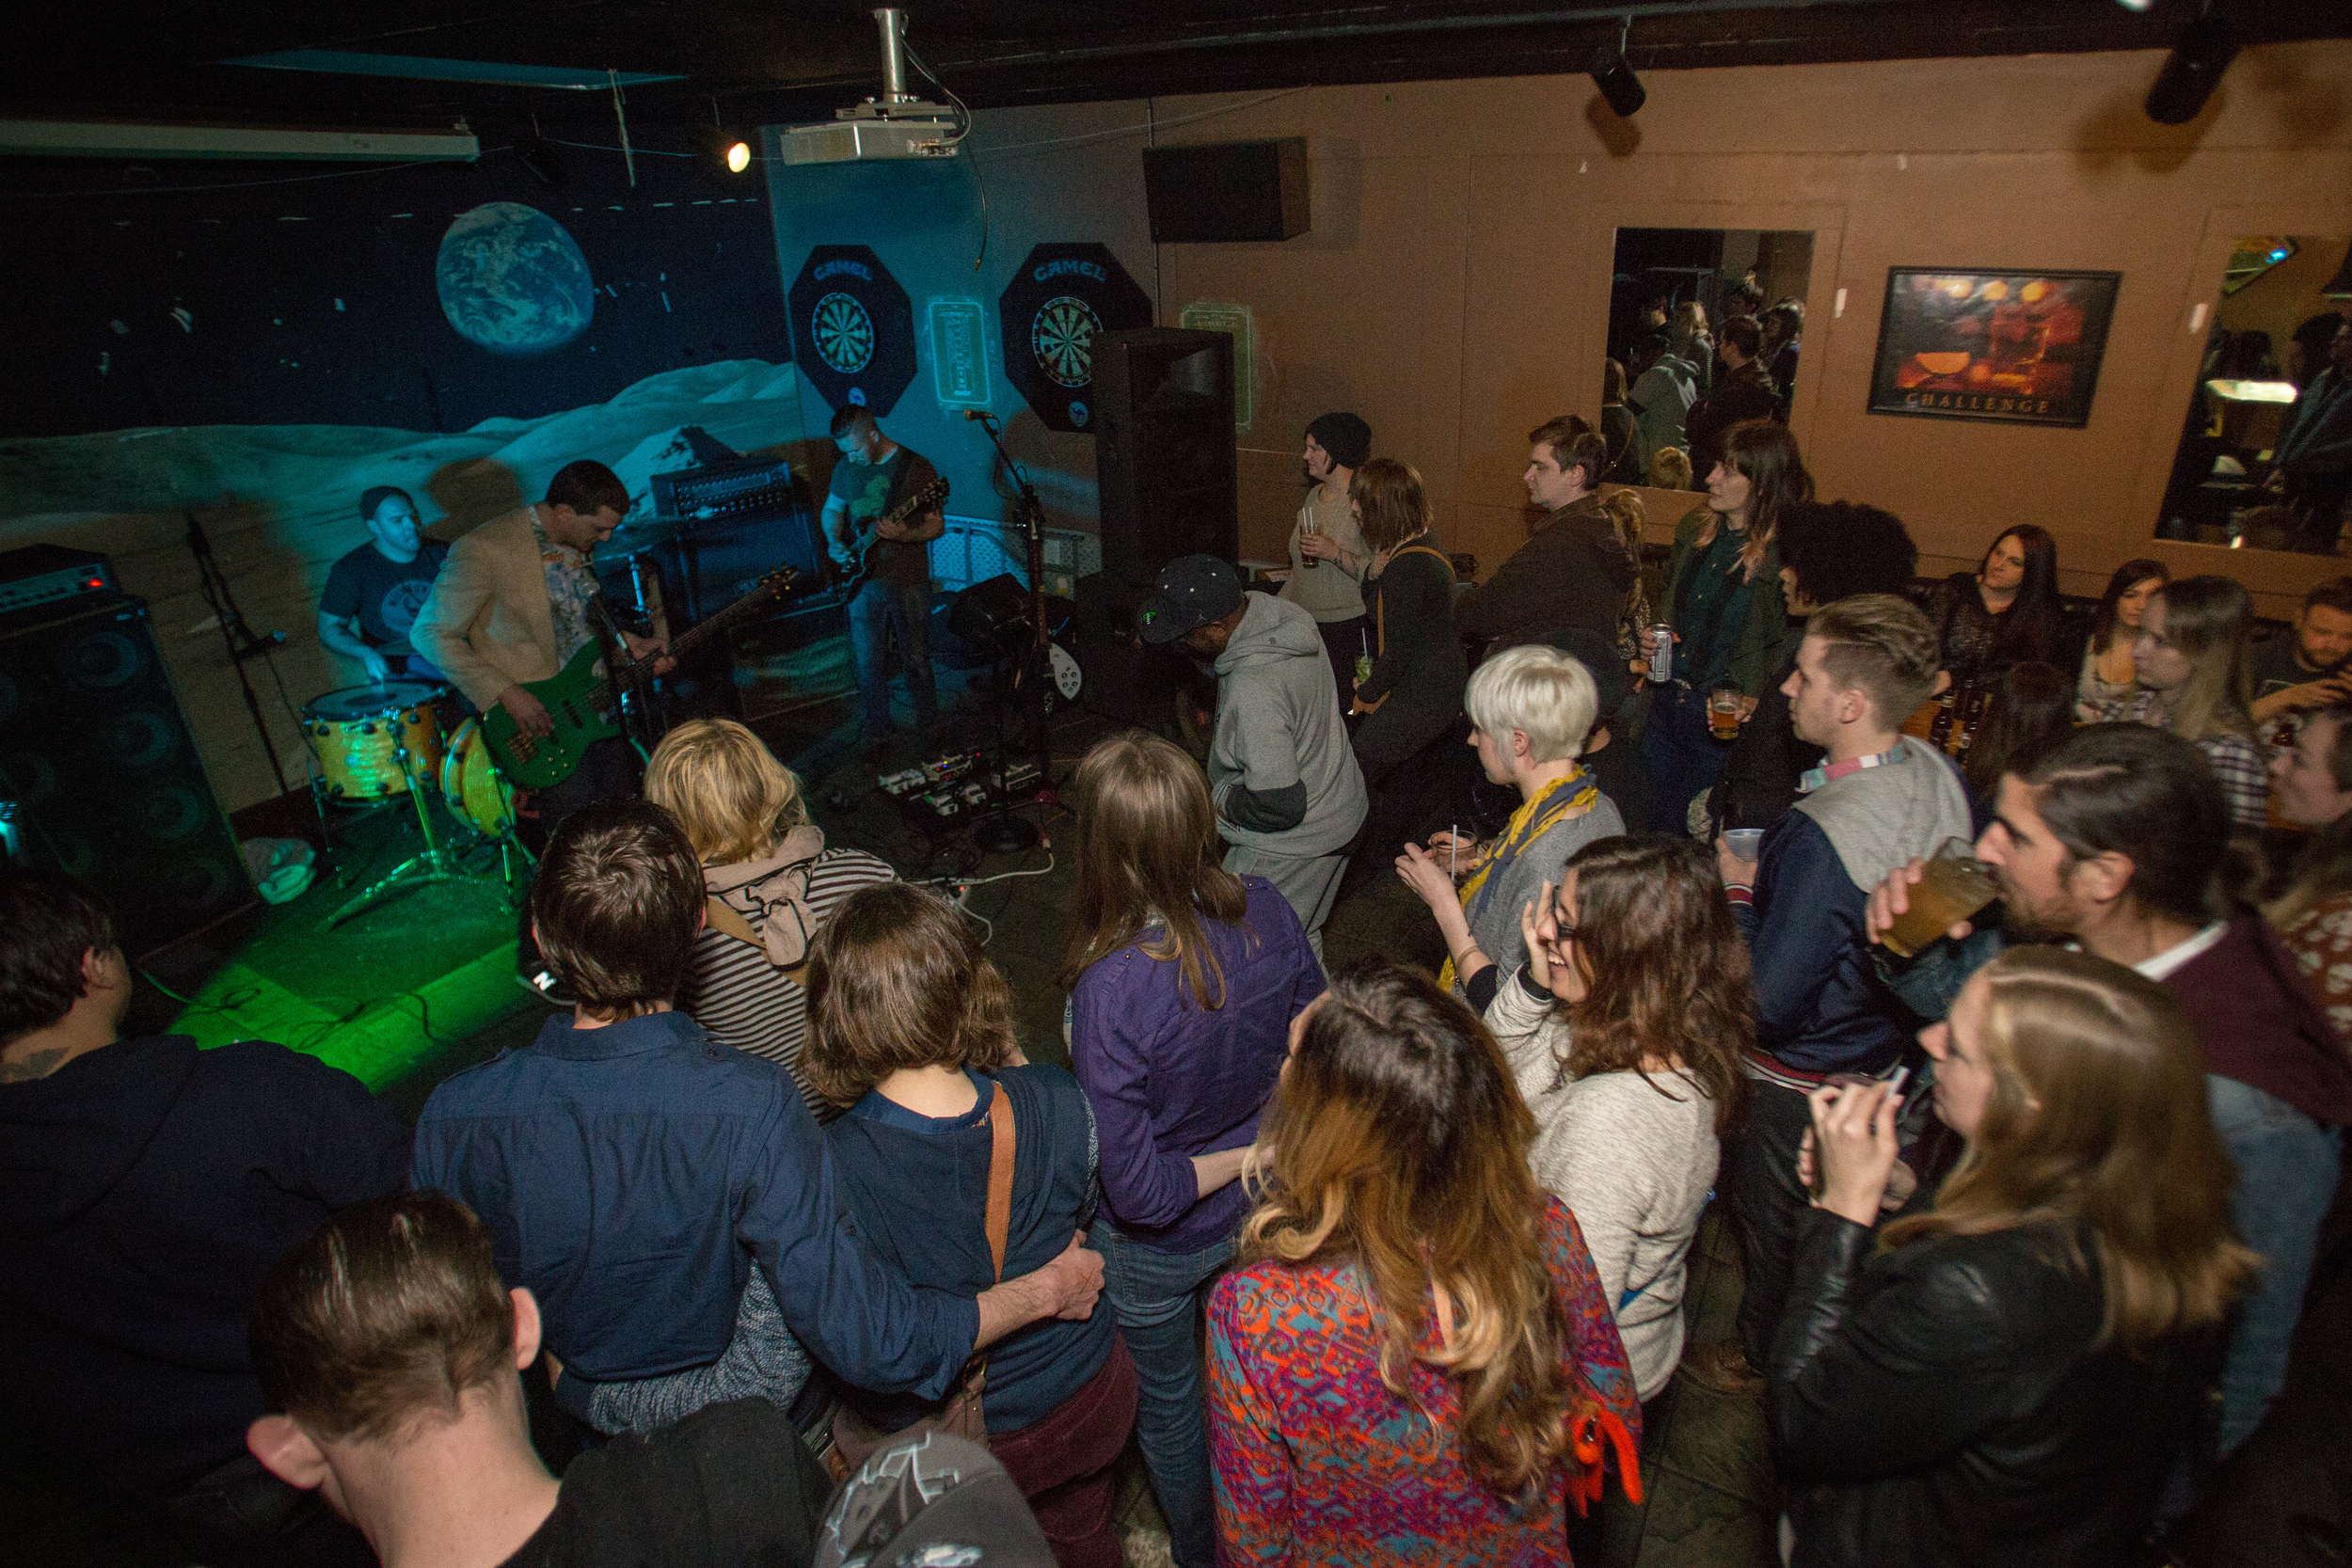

{"left": 11, "top": 0, "right": 2348, "bottom": 135}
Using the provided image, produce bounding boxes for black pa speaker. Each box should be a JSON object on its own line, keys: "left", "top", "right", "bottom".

{"left": 0, "top": 596, "right": 252, "bottom": 956}
{"left": 1092, "top": 328, "right": 1239, "bottom": 591}
{"left": 1142, "top": 139, "right": 1310, "bottom": 244}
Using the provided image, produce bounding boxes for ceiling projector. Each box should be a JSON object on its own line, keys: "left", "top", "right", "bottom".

{"left": 778, "top": 8, "right": 962, "bottom": 166}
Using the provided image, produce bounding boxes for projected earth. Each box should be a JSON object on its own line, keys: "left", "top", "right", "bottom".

{"left": 436, "top": 202, "right": 595, "bottom": 355}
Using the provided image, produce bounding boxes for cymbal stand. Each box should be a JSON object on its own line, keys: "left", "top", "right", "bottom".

{"left": 324, "top": 737, "right": 505, "bottom": 930}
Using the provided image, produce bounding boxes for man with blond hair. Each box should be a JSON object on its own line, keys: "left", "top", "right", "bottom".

{"left": 1689, "top": 594, "right": 1970, "bottom": 1396}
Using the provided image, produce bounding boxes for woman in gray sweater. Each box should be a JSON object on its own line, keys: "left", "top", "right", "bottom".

{"left": 1394, "top": 642, "right": 1622, "bottom": 1011}
{"left": 1483, "top": 835, "right": 1750, "bottom": 1405}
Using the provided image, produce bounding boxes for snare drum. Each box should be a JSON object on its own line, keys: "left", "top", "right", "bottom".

{"left": 441, "top": 717, "right": 517, "bottom": 840}
{"left": 302, "top": 682, "right": 447, "bottom": 801}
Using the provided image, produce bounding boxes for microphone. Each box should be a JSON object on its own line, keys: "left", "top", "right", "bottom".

{"left": 961, "top": 408, "right": 993, "bottom": 422}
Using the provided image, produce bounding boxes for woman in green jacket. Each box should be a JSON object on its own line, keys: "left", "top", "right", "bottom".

{"left": 1640, "top": 419, "right": 1812, "bottom": 832}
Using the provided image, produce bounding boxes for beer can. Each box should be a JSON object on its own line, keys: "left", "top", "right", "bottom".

{"left": 1645, "top": 624, "right": 1674, "bottom": 684}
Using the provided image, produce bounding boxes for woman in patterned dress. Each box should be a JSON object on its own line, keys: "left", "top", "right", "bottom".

{"left": 1207, "top": 960, "right": 1640, "bottom": 1566}
{"left": 2074, "top": 558, "right": 2168, "bottom": 725}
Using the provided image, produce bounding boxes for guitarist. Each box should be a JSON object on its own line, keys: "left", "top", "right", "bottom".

{"left": 822, "top": 406, "right": 945, "bottom": 758}
{"left": 412, "top": 458, "right": 673, "bottom": 845}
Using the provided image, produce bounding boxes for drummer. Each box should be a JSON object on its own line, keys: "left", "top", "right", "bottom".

{"left": 319, "top": 486, "right": 450, "bottom": 684}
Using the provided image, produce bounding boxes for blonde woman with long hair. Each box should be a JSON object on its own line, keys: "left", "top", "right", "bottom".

{"left": 643, "top": 717, "right": 894, "bottom": 1116}
{"left": 2131, "top": 575, "right": 2266, "bottom": 832}
{"left": 1208, "top": 961, "right": 1641, "bottom": 1566}
{"left": 1774, "top": 947, "right": 2256, "bottom": 1565}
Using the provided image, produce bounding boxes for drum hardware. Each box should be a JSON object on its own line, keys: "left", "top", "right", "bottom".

{"left": 323, "top": 724, "right": 516, "bottom": 931}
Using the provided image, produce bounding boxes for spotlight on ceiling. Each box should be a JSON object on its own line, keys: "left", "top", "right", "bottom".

{"left": 1589, "top": 18, "right": 1645, "bottom": 119}
{"left": 2113, "top": 0, "right": 2153, "bottom": 11}
{"left": 2145, "top": 2, "right": 2238, "bottom": 126}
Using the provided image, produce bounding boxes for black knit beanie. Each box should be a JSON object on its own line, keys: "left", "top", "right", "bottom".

{"left": 1304, "top": 411, "right": 1372, "bottom": 470}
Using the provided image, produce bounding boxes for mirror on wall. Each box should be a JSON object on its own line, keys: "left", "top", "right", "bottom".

{"left": 1605, "top": 228, "right": 1815, "bottom": 493}
{"left": 2153, "top": 234, "right": 2352, "bottom": 554}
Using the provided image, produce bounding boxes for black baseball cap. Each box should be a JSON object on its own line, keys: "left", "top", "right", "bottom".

{"left": 1136, "top": 555, "right": 1243, "bottom": 645}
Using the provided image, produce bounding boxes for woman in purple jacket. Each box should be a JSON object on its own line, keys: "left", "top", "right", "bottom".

{"left": 1060, "top": 732, "right": 1324, "bottom": 1568}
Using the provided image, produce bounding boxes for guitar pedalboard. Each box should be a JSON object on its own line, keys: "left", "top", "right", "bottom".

{"left": 880, "top": 750, "right": 1042, "bottom": 824}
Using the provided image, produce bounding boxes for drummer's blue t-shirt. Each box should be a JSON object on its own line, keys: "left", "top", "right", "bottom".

{"left": 322, "top": 540, "right": 448, "bottom": 654}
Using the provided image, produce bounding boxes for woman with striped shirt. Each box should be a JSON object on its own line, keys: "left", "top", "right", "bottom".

{"left": 644, "top": 718, "right": 895, "bottom": 1117}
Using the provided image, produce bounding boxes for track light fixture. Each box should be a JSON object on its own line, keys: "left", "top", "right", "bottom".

{"left": 2145, "top": 0, "right": 2238, "bottom": 126}
{"left": 1589, "top": 17, "right": 1645, "bottom": 119}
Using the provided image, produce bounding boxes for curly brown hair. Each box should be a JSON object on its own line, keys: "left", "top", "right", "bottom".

{"left": 1549, "top": 836, "right": 1750, "bottom": 1132}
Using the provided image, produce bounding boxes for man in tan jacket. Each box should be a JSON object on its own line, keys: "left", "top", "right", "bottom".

{"left": 413, "top": 461, "right": 670, "bottom": 998}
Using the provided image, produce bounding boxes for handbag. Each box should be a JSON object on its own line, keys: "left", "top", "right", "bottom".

{"left": 828, "top": 1081, "right": 1016, "bottom": 1470}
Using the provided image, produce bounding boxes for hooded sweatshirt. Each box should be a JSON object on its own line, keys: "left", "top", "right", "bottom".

{"left": 0, "top": 1035, "right": 411, "bottom": 1497}
{"left": 1209, "top": 592, "right": 1368, "bottom": 857}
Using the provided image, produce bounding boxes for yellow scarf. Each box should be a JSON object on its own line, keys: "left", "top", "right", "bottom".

{"left": 1438, "top": 767, "right": 1599, "bottom": 992}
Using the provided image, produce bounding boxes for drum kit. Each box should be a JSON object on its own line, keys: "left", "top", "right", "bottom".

{"left": 298, "top": 678, "right": 523, "bottom": 929}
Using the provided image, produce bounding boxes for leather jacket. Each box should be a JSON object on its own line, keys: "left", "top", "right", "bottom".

{"left": 1770, "top": 1208, "right": 2211, "bottom": 1567}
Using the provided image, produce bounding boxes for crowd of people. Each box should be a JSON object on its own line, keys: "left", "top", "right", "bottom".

{"left": 6, "top": 386, "right": 2352, "bottom": 1568}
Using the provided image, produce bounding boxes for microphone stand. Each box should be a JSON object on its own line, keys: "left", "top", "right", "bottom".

{"left": 962, "top": 410, "right": 1056, "bottom": 855}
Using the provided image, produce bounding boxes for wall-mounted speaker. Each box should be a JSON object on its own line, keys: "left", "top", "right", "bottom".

{"left": 1091, "top": 327, "right": 1239, "bottom": 591}
{"left": 0, "top": 596, "right": 251, "bottom": 955}
{"left": 1141, "top": 139, "right": 1310, "bottom": 244}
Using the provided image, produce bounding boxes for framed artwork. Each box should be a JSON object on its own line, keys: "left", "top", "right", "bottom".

{"left": 1867, "top": 268, "right": 2121, "bottom": 427}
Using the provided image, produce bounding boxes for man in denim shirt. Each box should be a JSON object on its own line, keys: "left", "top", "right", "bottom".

{"left": 413, "top": 800, "right": 1103, "bottom": 1429}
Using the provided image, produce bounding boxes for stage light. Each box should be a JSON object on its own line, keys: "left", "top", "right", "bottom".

{"left": 2114, "top": 0, "right": 2153, "bottom": 11}
{"left": 2145, "top": 2, "right": 2238, "bottom": 126}
{"left": 703, "top": 119, "right": 754, "bottom": 174}
{"left": 1590, "top": 17, "right": 1646, "bottom": 119}
{"left": 1589, "top": 21, "right": 1645, "bottom": 119}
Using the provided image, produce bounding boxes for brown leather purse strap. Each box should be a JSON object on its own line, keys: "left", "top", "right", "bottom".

{"left": 983, "top": 1082, "right": 1015, "bottom": 1281}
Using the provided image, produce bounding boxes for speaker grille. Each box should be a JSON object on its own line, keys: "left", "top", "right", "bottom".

{"left": 0, "top": 597, "right": 251, "bottom": 955}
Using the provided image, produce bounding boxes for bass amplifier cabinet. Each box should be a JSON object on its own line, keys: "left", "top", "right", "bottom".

{"left": 649, "top": 456, "right": 835, "bottom": 623}
{"left": 0, "top": 595, "right": 252, "bottom": 955}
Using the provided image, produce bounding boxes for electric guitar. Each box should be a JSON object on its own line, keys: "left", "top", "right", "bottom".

{"left": 831, "top": 476, "right": 949, "bottom": 596}
{"left": 481, "top": 566, "right": 800, "bottom": 790}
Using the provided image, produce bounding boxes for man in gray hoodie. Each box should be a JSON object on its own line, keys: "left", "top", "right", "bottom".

{"left": 1139, "top": 555, "right": 1368, "bottom": 954}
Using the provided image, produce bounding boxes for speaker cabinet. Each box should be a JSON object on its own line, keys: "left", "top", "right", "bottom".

{"left": 0, "top": 596, "right": 252, "bottom": 956}
{"left": 1091, "top": 328, "right": 1239, "bottom": 591}
{"left": 1072, "top": 572, "right": 1201, "bottom": 728}
{"left": 1142, "top": 139, "right": 1310, "bottom": 244}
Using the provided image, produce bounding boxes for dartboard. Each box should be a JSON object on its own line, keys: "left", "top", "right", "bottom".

{"left": 812, "top": 293, "right": 875, "bottom": 373}
{"left": 1032, "top": 296, "right": 1103, "bottom": 388}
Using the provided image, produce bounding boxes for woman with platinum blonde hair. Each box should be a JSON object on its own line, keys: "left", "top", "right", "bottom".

{"left": 642, "top": 717, "right": 894, "bottom": 1117}
{"left": 1772, "top": 946, "right": 2256, "bottom": 1565}
{"left": 1395, "top": 644, "right": 1623, "bottom": 1011}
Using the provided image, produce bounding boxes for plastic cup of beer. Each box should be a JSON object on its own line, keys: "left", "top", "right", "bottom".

{"left": 1882, "top": 838, "right": 1998, "bottom": 959}
{"left": 1708, "top": 689, "right": 1743, "bottom": 740}
{"left": 1722, "top": 828, "right": 1763, "bottom": 862}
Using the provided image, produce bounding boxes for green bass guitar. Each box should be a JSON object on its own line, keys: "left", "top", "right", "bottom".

{"left": 480, "top": 565, "right": 799, "bottom": 790}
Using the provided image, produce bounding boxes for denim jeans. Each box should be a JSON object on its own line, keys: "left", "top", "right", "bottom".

{"left": 1641, "top": 684, "right": 1735, "bottom": 834}
{"left": 2208, "top": 1074, "right": 2342, "bottom": 1456}
{"left": 1093, "top": 1224, "right": 1234, "bottom": 1568}
{"left": 846, "top": 578, "right": 938, "bottom": 737}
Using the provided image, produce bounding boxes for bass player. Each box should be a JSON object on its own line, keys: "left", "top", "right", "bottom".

{"left": 412, "top": 460, "right": 673, "bottom": 996}
{"left": 823, "top": 404, "right": 945, "bottom": 759}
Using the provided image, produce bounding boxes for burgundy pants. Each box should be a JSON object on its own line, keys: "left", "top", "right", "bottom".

{"left": 989, "top": 1335, "right": 1140, "bottom": 1568}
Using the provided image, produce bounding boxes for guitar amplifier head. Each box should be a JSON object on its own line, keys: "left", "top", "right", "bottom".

{"left": 652, "top": 458, "right": 803, "bottom": 520}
